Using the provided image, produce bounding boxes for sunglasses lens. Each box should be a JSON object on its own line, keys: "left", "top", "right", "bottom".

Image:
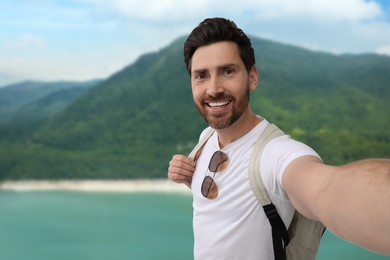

{"left": 201, "top": 151, "right": 229, "bottom": 200}
{"left": 201, "top": 176, "right": 218, "bottom": 199}
{"left": 209, "top": 151, "right": 229, "bottom": 172}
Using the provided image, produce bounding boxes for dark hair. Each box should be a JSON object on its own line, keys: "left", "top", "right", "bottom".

{"left": 184, "top": 17, "right": 255, "bottom": 74}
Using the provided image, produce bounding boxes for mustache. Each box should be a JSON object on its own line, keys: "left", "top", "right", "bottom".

{"left": 203, "top": 94, "right": 233, "bottom": 102}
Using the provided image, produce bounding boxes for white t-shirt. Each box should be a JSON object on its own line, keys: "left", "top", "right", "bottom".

{"left": 191, "top": 119, "right": 320, "bottom": 260}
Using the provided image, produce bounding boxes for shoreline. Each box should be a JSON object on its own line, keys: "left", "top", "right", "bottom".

{"left": 0, "top": 179, "right": 191, "bottom": 193}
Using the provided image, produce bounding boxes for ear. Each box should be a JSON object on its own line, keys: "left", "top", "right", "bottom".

{"left": 249, "top": 65, "right": 258, "bottom": 90}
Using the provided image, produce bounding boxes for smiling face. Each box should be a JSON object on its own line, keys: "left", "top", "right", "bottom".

{"left": 190, "top": 41, "right": 258, "bottom": 129}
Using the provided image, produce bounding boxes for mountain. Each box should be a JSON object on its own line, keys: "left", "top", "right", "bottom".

{"left": 0, "top": 80, "right": 102, "bottom": 123}
{"left": 0, "top": 36, "right": 389, "bottom": 180}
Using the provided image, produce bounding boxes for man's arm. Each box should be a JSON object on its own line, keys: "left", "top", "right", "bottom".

{"left": 283, "top": 156, "right": 390, "bottom": 255}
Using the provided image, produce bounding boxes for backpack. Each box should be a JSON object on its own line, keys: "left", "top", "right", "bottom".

{"left": 188, "top": 123, "right": 326, "bottom": 260}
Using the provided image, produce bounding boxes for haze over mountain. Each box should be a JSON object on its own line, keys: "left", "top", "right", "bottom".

{"left": 0, "top": 36, "right": 388, "bottom": 180}
{"left": 0, "top": 80, "right": 101, "bottom": 123}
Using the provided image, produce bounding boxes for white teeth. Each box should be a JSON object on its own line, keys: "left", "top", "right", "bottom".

{"left": 208, "top": 101, "right": 230, "bottom": 107}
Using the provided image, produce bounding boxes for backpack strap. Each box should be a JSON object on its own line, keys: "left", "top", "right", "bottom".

{"left": 248, "top": 124, "right": 284, "bottom": 205}
{"left": 188, "top": 127, "right": 215, "bottom": 160}
{"left": 248, "top": 123, "right": 290, "bottom": 260}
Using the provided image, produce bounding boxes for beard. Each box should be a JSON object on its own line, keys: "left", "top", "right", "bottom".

{"left": 195, "top": 84, "right": 250, "bottom": 130}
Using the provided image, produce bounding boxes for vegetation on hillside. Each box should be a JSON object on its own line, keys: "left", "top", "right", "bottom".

{"left": 0, "top": 37, "right": 388, "bottom": 180}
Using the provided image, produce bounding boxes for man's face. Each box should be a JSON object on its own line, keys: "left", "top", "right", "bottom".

{"left": 190, "top": 41, "right": 257, "bottom": 129}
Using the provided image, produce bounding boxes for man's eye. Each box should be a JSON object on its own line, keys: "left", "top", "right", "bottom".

{"left": 194, "top": 74, "right": 206, "bottom": 80}
{"left": 224, "top": 68, "right": 235, "bottom": 76}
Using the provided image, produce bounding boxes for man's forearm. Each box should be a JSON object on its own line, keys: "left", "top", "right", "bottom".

{"left": 320, "top": 159, "right": 390, "bottom": 255}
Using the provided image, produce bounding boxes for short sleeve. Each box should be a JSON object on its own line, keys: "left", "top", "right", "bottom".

{"left": 260, "top": 135, "right": 321, "bottom": 201}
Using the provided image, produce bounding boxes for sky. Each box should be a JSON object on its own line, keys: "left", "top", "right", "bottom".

{"left": 1, "top": 0, "right": 390, "bottom": 87}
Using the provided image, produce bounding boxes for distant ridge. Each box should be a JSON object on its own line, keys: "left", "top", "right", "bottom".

{"left": 0, "top": 80, "right": 102, "bottom": 122}
{"left": 0, "top": 36, "right": 388, "bottom": 180}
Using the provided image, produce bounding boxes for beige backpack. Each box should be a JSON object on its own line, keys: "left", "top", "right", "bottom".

{"left": 189, "top": 123, "right": 326, "bottom": 260}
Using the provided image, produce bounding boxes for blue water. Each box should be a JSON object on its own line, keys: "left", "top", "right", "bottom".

{"left": 0, "top": 191, "right": 388, "bottom": 260}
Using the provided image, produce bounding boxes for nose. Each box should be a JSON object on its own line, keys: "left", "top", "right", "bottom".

{"left": 206, "top": 76, "right": 224, "bottom": 97}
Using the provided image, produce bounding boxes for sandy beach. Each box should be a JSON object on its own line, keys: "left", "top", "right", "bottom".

{"left": 0, "top": 179, "right": 191, "bottom": 193}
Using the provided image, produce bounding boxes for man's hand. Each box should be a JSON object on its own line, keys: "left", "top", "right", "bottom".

{"left": 168, "top": 155, "right": 196, "bottom": 189}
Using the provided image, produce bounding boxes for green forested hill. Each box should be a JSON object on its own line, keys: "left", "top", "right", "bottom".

{"left": 0, "top": 80, "right": 101, "bottom": 123}
{"left": 0, "top": 37, "right": 389, "bottom": 180}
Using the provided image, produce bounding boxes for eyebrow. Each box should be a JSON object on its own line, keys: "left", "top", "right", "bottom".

{"left": 192, "top": 68, "right": 207, "bottom": 75}
{"left": 192, "top": 63, "right": 239, "bottom": 74}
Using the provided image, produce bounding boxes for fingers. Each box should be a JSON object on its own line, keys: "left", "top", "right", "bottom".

{"left": 168, "top": 155, "right": 196, "bottom": 185}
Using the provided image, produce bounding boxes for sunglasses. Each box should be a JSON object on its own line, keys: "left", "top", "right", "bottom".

{"left": 201, "top": 151, "right": 229, "bottom": 199}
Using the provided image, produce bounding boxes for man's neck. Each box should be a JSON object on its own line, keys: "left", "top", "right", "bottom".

{"left": 216, "top": 109, "right": 262, "bottom": 148}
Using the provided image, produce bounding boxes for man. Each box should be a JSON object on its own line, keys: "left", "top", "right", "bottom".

{"left": 168, "top": 17, "right": 390, "bottom": 259}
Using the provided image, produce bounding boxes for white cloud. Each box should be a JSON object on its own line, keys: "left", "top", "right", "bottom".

{"left": 376, "top": 45, "right": 390, "bottom": 55}
{"left": 77, "top": 0, "right": 389, "bottom": 55}
{"left": 0, "top": 56, "right": 65, "bottom": 82}
{"left": 0, "top": 41, "right": 142, "bottom": 84}
{"left": 82, "top": 0, "right": 384, "bottom": 24}
{"left": 247, "top": 0, "right": 383, "bottom": 22}
{"left": 84, "top": 0, "right": 209, "bottom": 22}
{"left": 5, "top": 34, "right": 46, "bottom": 50}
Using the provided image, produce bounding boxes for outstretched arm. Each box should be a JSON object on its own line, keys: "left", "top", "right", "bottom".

{"left": 283, "top": 157, "right": 390, "bottom": 255}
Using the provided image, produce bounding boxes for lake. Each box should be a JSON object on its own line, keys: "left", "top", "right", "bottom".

{"left": 0, "top": 191, "right": 387, "bottom": 259}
